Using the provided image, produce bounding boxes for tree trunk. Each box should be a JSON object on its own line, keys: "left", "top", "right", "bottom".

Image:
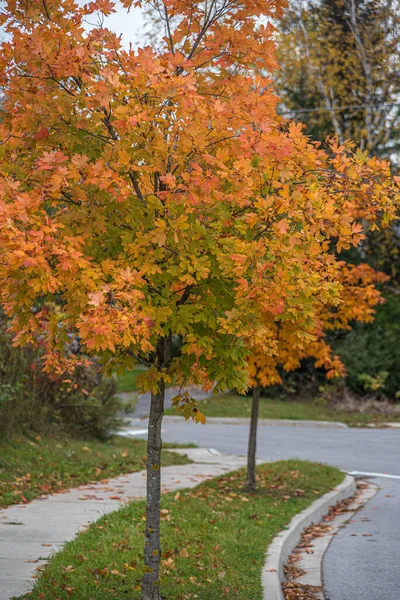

{"left": 246, "top": 384, "right": 260, "bottom": 492}
{"left": 141, "top": 381, "right": 165, "bottom": 600}
{"left": 141, "top": 338, "right": 170, "bottom": 600}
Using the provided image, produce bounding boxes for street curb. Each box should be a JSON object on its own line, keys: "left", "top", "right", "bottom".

{"left": 292, "top": 481, "right": 378, "bottom": 592}
{"left": 262, "top": 474, "right": 356, "bottom": 600}
{"left": 160, "top": 416, "right": 348, "bottom": 428}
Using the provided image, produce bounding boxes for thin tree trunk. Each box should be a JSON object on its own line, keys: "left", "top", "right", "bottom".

{"left": 246, "top": 384, "right": 260, "bottom": 492}
{"left": 141, "top": 337, "right": 170, "bottom": 600}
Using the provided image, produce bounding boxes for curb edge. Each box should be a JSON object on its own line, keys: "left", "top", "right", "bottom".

{"left": 262, "top": 473, "right": 356, "bottom": 600}
{"left": 160, "top": 416, "right": 348, "bottom": 429}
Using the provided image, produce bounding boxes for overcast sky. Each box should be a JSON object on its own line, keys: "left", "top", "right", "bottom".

{"left": 0, "top": 1, "right": 147, "bottom": 47}
{"left": 101, "top": 2, "right": 146, "bottom": 48}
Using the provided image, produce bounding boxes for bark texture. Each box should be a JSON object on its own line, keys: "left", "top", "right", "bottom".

{"left": 141, "top": 337, "right": 170, "bottom": 600}
{"left": 246, "top": 384, "right": 261, "bottom": 492}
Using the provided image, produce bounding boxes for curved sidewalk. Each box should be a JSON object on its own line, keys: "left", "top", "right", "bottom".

{"left": 0, "top": 448, "right": 245, "bottom": 600}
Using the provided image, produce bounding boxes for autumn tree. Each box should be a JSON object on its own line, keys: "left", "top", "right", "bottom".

{"left": 245, "top": 262, "right": 387, "bottom": 491}
{"left": 0, "top": 1, "right": 398, "bottom": 598}
{"left": 273, "top": 0, "right": 400, "bottom": 403}
{"left": 274, "top": 1, "right": 400, "bottom": 283}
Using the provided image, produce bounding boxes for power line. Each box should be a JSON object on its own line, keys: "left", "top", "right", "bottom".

{"left": 278, "top": 102, "right": 400, "bottom": 116}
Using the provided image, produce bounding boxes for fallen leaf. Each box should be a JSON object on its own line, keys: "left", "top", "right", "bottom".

{"left": 162, "top": 557, "right": 175, "bottom": 570}
{"left": 62, "top": 565, "right": 75, "bottom": 573}
{"left": 218, "top": 571, "right": 226, "bottom": 580}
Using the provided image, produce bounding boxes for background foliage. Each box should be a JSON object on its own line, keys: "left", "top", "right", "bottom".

{"left": 273, "top": 0, "right": 400, "bottom": 401}
{"left": 332, "top": 294, "right": 400, "bottom": 399}
{"left": 0, "top": 316, "right": 124, "bottom": 439}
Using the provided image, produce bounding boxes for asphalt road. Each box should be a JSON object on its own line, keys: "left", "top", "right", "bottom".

{"left": 155, "top": 418, "right": 400, "bottom": 600}
{"left": 323, "top": 479, "right": 400, "bottom": 600}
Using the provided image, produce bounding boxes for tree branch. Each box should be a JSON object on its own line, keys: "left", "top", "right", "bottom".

{"left": 42, "top": 0, "right": 51, "bottom": 20}
{"left": 128, "top": 171, "right": 146, "bottom": 207}
{"left": 176, "top": 285, "right": 194, "bottom": 306}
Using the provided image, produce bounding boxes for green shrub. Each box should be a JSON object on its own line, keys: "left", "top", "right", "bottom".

{"left": 259, "top": 295, "right": 400, "bottom": 403}
{"left": 332, "top": 294, "right": 400, "bottom": 400}
{"left": 259, "top": 358, "right": 328, "bottom": 400}
{"left": 0, "top": 316, "right": 125, "bottom": 439}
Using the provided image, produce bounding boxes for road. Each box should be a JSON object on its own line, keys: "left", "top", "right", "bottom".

{"left": 152, "top": 418, "right": 400, "bottom": 600}
{"left": 323, "top": 479, "right": 400, "bottom": 600}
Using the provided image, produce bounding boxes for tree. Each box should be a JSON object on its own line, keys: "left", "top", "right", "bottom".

{"left": 245, "top": 262, "right": 387, "bottom": 491}
{"left": 275, "top": 0, "right": 400, "bottom": 159}
{"left": 0, "top": 1, "right": 398, "bottom": 598}
{"left": 273, "top": 0, "right": 400, "bottom": 403}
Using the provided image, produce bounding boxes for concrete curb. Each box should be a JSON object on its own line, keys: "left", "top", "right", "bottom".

{"left": 369, "top": 422, "right": 400, "bottom": 429}
{"left": 291, "top": 482, "right": 378, "bottom": 593}
{"left": 136, "top": 416, "right": 348, "bottom": 429}
{"left": 262, "top": 474, "right": 356, "bottom": 600}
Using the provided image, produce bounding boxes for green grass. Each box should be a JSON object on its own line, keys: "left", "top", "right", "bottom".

{"left": 165, "top": 393, "right": 400, "bottom": 426}
{"left": 0, "top": 436, "right": 189, "bottom": 508}
{"left": 19, "top": 460, "right": 343, "bottom": 600}
{"left": 116, "top": 366, "right": 147, "bottom": 393}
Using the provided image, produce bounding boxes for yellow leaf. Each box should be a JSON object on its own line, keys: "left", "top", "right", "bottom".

{"left": 195, "top": 409, "right": 206, "bottom": 425}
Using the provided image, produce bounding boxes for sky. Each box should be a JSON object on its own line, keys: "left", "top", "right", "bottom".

{"left": 99, "top": 2, "right": 146, "bottom": 48}
{"left": 0, "top": 1, "right": 147, "bottom": 48}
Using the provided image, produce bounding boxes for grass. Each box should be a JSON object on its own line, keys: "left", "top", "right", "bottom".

{"left": 165, "top": 392, "right": 400, "bottom": 426}
{"left": 19, "top": 460, "right": 343, "bottom": 600}
{"left": 0, "top": 436, "right": 189, "bottom": 508}
{"left": 116, "top": 366, "right": 147, "bottom": 393}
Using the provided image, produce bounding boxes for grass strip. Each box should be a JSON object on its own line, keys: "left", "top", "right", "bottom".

{"left": 116, "top": 367, "right": 147, "bottom": 393}
{"left": 20, "top": 460, "right": 343, "bottom": 600}
{"left": 0, "top": 436, "right": 189, "bottom": 508}
{"left": 165, "top": 393, "right": 400, "bottom": 426}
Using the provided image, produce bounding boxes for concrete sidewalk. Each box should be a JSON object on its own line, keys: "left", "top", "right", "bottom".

{"left": 0, "top": 448, "right": 246, "bottom": 600}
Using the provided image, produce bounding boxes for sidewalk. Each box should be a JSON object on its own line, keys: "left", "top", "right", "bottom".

{"left": 0, "top": 448, "right": 247, "bottom": 600}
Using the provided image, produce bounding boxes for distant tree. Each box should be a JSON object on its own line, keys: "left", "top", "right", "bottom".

{"left": 245, "top": 263, "right": 387, "bottom": 491}
{"left": 274, "top": 0, "right": 400, "bottom": 402}
{"left": 275, "top": 0, "right": 400, "bottom": 160}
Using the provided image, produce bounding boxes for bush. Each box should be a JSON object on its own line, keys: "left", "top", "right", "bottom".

{"left": 259, "top": 358, "right": 328, "bottom": 400}
{"left": 259, "top": 294, "right": 400, "bottom": 403}
{"left": 0, "top": 316, "right": 125, "bottom": 439}
{"left": 332, "top": 294, "right": 400, "bottom": 400}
